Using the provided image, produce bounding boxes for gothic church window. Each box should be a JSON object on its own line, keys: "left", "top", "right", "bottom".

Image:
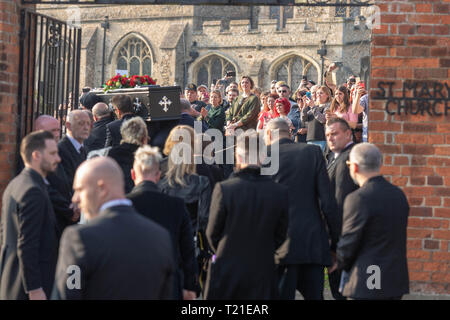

{"left": 194, "top": 55, "right": 236, "bottom": 87}
{"left": 116, "top": 37, "right": 152, "bottom": 76}
{"left": 274, "top": 55, "right": 318, "bottom": 91}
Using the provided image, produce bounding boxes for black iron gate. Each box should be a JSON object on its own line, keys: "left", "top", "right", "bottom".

{"left": 17, "top": 9, "right": 81, "bottom": 143}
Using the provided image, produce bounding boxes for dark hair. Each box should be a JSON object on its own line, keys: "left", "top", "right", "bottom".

{"left": 111, "top": 94, "right": 133, "bottom": 114}
{"left": 326, "top": 117, "right": 351, "bottom": 132}
{"left": 330, "top": 85, "right": 350, "bottom": 114}
{"left": 20, "top": 130, "right": 55, "bottom": 164}
{"left": 79, "top": 92, "right": 101, "bottom": 110}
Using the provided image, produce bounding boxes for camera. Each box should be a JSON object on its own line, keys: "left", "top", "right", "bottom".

{"left": 225, "top": 71, "right": 236, "bottom": 77}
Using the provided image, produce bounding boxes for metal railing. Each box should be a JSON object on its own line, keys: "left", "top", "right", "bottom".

{"left": 17, "top": 10, "right": 81, "bottom": 143}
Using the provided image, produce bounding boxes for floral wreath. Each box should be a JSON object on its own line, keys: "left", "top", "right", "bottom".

{"left": 103, "top": 74, "right": 156, "bottom": 92}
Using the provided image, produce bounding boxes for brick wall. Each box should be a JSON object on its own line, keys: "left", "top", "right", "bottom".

{"left": 371, "top": 0, "right": 450, "bottom": 294}
{"left": 0, "top": 0, "right": 21, "bottom": 201}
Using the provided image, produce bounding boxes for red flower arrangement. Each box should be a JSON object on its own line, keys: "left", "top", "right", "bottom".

{"left": 103, "top": 74, "right": 156, "bottom": 92}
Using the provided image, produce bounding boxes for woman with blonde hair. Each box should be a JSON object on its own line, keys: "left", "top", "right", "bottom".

{"left": 158, "top": 125, "right": 212, "bottom": 295}
{"left": 301, "top": 85, "right": 332, "bottom": 151}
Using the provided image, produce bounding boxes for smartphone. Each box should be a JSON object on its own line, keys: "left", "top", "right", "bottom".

{"left": 212, "top": 79, "right": 217, "bottom": 85}
{"left": 334, "top": 61, "right": 343, "bottom": 67}
{"left": 226, "top": 71, "right": 236, "bottom": 77}
{"left": 302, "top": 75, "right": 307, "bottom": 81}
{"left": 306, "top": 91, "right": 312, "bottom": 99}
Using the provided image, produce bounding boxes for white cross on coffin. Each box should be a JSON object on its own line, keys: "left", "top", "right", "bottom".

{"left": 159, "top": 96, "right": 172, "bottom": 112}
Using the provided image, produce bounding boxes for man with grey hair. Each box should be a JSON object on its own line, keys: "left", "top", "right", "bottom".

{"left": 264, "top": 118, "right": 339, "bottom": 300}
{"left": 335, "top": 143, "right": 410, "bottom": 300}
{"left": 204, "top": 130, "right": 288, "bottom": 299}
{"left": 58, "top": 110, "right": 91, "bottom": 188}
{"left": 52, "top": 157, "right": 175, "bottom": 299}
{"left": 127, "top": 145, "right": 198, "bottom": 300}
{"left": 84, "top": 102, "right": 114, "bottom": 153}
{"left": 107, "top": 116, "right": 148, "bottom": 193}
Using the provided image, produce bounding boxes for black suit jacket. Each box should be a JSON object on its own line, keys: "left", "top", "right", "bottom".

{"left": 204, "top": 167, "right": 289, "bottom": 300}
{"left": 271, "top": 139, "right": 339, "bottom": 266}
{"left": 104, "top": 113, "right": 136, "bottom": 148}
{"left": 107, "top": 142, "right": 139, "bottom": 194}
{"left": 179, "top": 113, "right": 208, "bottom": 132}
{"left": 52, "top": 205, "right": 175, "bottom": 300}
{"left": 0, "top": 168, "right": 59, "bottom": 299}
{"left": 46, "top": 163, "right": 77, "bottom": 238}
{"left": 58, "top": 136, "right": 87, "bottom": 189}
{"left": 84, "top": 116, "right": 114, "bottom": 153}
{"left": 127, "top": 181, "right": 197, "bottom": 294}
{"left": 337, "top": 176, "right": 410, "bottom": 299}
{"left": 327, "top": 142, "right": 359, "bottom": 234}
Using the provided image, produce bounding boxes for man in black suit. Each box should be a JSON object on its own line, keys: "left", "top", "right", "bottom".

{"left": 325, "top": 117, "right": 359, "bottom": 300}
{"left": 336, "top": 143, "right": 409, "bottom": 299}
{"left": 127, "top": 145, "right": 197, "bottom": 300}
{"left": 84, "top": 102, "right": 114, "bottom": 153}
{"left": 104, "top": 94, "right": 136, "bottom": 147}
{"left": 34, "top": 115, "right": 80, "bottom": 237}
{"left": 58, "top": 110, "right": 91, "bottom": 189}
{"left": 179, "top": 98, "right": 208, "bottom": 132}
{"left": 52, "top": 157, "right": 175, "bottom": 299}
{"left": 204, "top": 131, "right": 288, "bottom": 300}
{"left": 0, "top": 131, "right": 60, "bottom": 300}
{"left": 264, "top": 118, "right": 339, "bottom": 300}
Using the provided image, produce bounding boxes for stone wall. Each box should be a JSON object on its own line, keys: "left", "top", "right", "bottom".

{"left": 37, "top": 4, "right": 370, "bottom": 90}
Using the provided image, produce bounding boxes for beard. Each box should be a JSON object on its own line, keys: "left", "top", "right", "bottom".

{"left": 40, "top": 158, "right": 58, "bottom": 176}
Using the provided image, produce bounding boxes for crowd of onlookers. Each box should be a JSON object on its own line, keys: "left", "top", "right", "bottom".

{"left": 0, "top": 64, "right": 410, "bottom": 301}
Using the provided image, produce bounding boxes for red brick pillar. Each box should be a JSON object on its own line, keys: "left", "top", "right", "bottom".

{"left": 371, "top": 0, "right": 450, "bottom": 294}
{"left": 0, "top": 0, "right": 21, "bottom": 200}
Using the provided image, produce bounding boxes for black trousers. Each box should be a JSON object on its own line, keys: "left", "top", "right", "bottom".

{"left": 277, "top": 264, "right": 324, "bottom": 300}
{"left": 328, "top": 268, "right": 346, "bottom": 300}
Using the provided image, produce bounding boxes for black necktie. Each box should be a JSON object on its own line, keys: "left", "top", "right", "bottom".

{"left": 79, "top": 146, "right": 87, "bottom": 159}
{"left": 327, "top": 155, "right": 336, "bottom": 169}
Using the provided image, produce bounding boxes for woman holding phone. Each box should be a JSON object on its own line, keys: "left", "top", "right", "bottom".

{"left": 301, "top": 85, "right": 332, "bottom": 151}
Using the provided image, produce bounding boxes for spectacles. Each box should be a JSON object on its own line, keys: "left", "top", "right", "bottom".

{"left": 346, "top": 160, "right": 357, "bottom": 168}
{"left": 278, "top": 90, "right": 287, "bottom": 93}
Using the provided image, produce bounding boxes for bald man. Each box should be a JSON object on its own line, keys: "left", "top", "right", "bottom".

{"left": 52, "top": 157, "right": 175, "bottom": 299}
{"left": 58, "top": 110, "right": 91, "bottom": 188}
{"left": 35, "top": 115, "right": 61, "bottom": 142}
{"left": 34, "top": 115, "right": 79, "bottom": 236}
{"left": 84, "top": 102, "right": 114, "bottom": 153}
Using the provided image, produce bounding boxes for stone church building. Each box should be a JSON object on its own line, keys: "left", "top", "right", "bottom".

{"left": 37, "top": 4, "right": 370, "bottom": 91}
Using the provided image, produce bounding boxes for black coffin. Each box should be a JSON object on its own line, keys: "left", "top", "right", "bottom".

{"left": 93, "top": 86, "right": 181, "bottom": 121}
